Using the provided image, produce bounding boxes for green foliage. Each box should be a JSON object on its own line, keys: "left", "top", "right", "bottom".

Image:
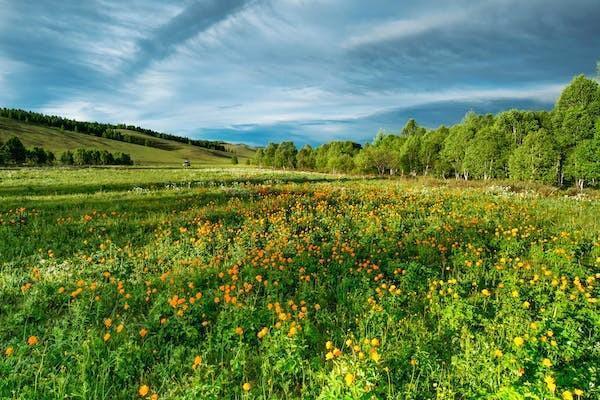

{"left": 508, "top": 129, "right": 559, "bottom": 184}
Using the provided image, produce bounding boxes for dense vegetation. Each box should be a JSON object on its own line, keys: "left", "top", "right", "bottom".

{"left": 253, "top": 74, "right": 600, "bottom": 189}
{"left": 0, "top": 108, "right": 227, "bottom": 152}
{"left": 0, "top": 168, "right": 598, "bottom": 399}
{"left": 0, "top": 136, "right": 133, "bottom": 166}
{"left": 0, "top": 136, "right": 55, "bottom": 166}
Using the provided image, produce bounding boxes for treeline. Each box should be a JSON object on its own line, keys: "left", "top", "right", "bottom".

{"left": 252, "top": 74, "right": 600, "bottom": 189}
{"left": 0, "top": 136, "right": 133, "bottom": 166}
{"left": 0, "top": 108, "right": 227, "bottom": 152}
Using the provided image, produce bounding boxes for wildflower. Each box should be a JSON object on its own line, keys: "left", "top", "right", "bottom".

{"left": 481, "top": 289, "right": 491, "bottom": 297}
{"left": 103, "top": 332, "right": 111, "bottom": 342}
{"left": 116, "top": 324, "right": 124, "bottom": 333}
{"left": 139, "top": 328, "right": 148, "bottom": 338}
{"left": 325, "top": 341, "right": 333, "bottom": 350}
{"left": 544, "top": 375, "right": 556, "bottom": 393}
{"left": 574, "top": 389, "right": 584, "bottom": 396}
{"left": 288, "top": 325, "right": 297, "bottom": 337}
{"left": 522, "top": 301, "right": 530, "bottom": 309}
{"left": 257, "top": 327, "right": 268, "bottom": 339}
{"left": 513, "top": 336, "right": 524, "bottom": 347}
{"left": 242, "top": 382, "right": 251, "bottom": 392}
{"left": 344, "top": 373, "right": 355, "bottom": 386}
{"left": 192, "top": 355, "right": 202, "bottom": 369}
{"left": 150, "top": 395, "right": 158, "bottom": 400}
{"left": 27, "top": 336, "right": 38, "bottom": 346}
{"left": 369, "top": 349, "right": 381, "bottom": 362}
{"left": 562, "top": 391, "right": 573, "bottom": 400}
{"left": 235, "top": 327, "right": 244, "bottom": 336}
{"left": 138, "top": 385, "right": 150, "bottom": 397}
{"left": 325, "top": 351, "right": 334, "bottom": 360}
{"left": 542, "top": 358, "right": 552, "bottom": 367}
{"left": 345, "top": 339, "right": 353, "bottom": 347}
{"left": 5, "top": 346, "right": 14, "bottom": 357}
{"left": 410, "top": 358, "right": 417, "bottom": 366}
{"left": 370, "top": 338, "right": 380, "bottom": 347}
{"left": 104, "top": 318, "right": 112, "bottom": 328}
{"left": 493, "top": 349, "right": 503, "bottom": 358}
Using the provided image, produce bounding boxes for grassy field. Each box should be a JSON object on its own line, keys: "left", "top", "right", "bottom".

{"left": 0, "top": 117, "right": 253, "bottom": 165}
{"left": 0, "top": 168, "right": 598, "bottom": 399}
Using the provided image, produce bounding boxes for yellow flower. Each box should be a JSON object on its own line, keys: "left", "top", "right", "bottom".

{"left": 562, "top": 391, "right": 573, "bottom": 400}
{"left": 150, "top": 395, "right": 158, "bottom": 400}
{"left": 27, "top": 336, "right": 39, "bottom": 346}
{"left": 370, "top": 338, "right": 380, "bottom": 347}
{"left": 345, "top": 339, "right": 353, "bottom": 347}
{"left": 325, "top": 340, "right": 333, "bottom": 350}
{"left": 242, "top": 382, "right": 251, "bottom": 392}
{"left": 192, "top": 355, "right": 202, "bottom": 369}
{"left": 370, "top": 349, "right": 381, "bottom": 362}
{"left": 116, "top": 324, "right": 124, "bottom": 333}
{"left": 139, "top": 328, "right": 148, "bottom": 338}
{"left": 104, "top": 318, "right": 112, "bottom": 328}
{"left": 542, "top": 358, "right": 552, "bottom": 367}
{"left": 257, "top": 327, "right": 268, "bottom": 339}
{"left": 235, "top": 327, "right": 244, "bottom": 336}
{"left": 325, "top": 351, "right": 334, "bottom": 360}
{"left": 544, "top": 375, "right": 556, "bottom": 393}
{"left": 481, "top": 289, "right": 491, "bottom": 297}
{"left": 344, "top": 373, "right": 355, "bottom": 386}
{"left": 103, "top": 332, "right": 111, "bottom": 342}
{"left": 138, "top": 384, "right": 150, "bottom": 397}
{"left": 513, "top": 336, "right": 524, "bottom": 347}
{"left": 5, "top": 346, "right": 14, "bottom": 357}
{"left": 493, "top": 349, "right": 503, "bottom": 358}
{"left": 574, "top": 389, "right": 584, "bottom": 396}
{"left": 522, "top": 301, "right": 530, "bottom": 309}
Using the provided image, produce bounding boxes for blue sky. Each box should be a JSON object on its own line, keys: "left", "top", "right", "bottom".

{"left": 1, "top": 0, "right": 599, "bottom": 145}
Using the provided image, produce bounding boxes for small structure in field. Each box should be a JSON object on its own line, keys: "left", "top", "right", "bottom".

{"left": 183, "top": 159, "right": 191, "bottom": 168}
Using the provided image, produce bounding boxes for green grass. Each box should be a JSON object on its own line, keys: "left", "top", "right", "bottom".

{"left": 0, "top": 168, "right": 598, "bottom": 399}
{"left": 0, "top": 117, "right": 254, "bottom": 165}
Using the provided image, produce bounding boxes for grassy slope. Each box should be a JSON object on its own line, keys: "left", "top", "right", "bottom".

{"left": 0, "top": 117, "right": 254, "bottom": 165}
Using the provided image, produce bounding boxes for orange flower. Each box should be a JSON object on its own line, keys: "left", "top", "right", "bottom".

{"left": 192, "top": 355, "right": 202, "bottom": 369}
{"left": 138, "top": 384, "right": 150, "bottom": 397}
{"left": 139, "top": 328, "right": 148, "bottom": 338}
{"left": 27, "top": 336, "right": 39, "bottom": 346}
{"left": 235, "top": 327, "right": 244, "bottom": 336}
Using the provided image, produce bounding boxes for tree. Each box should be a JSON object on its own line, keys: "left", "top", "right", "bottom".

{"left": 508, "top": 129, "right": 560, "bottom": 184}
{"left": 552, "top": 75, "right": 600, "bottom": 184}
{"left": 2, "top": 136, "right": 27, "bottom": 164}
{"left": 100, "top": 150, "right": 115, "bottom": 165}
{"left": 253, "top": 148, "right": 264, "bottom": 166}
{"left": 73, "top": 149, "right": 92, "bottom": 165}
{"left": 297, "top": 145, "right": 315, "bottom": 170}
{"left": 60, "top": 151, "right": 74, "bottom": 165}
{"left": 463, "top": 127, "right": 510, "bottom": 180}
{"left": 231, "top": 155, "right": 239, "bottom": 165}
{"left": 274, "top": 141, "right": 297, "bottom": 169}
{"left": 440, "top": 118, "right": 478, "bottom": 179}
{"left": 564, "top": 138, "right": 600, "bottom": 189}
{"left": 494, "top": 110, "right": 540, "bottom": 146}
{"left": 26, "top": 147, "right": 48, "bottom": 165}
{"left": 420, "top": 126, "right": 447, "bottom": 175}
{"left": 263, "top": 143, "right": 279, "bottom": 167}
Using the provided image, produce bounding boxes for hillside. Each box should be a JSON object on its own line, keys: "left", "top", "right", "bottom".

{"left": 0, "top": 117, "right": 254, "bottom": 166}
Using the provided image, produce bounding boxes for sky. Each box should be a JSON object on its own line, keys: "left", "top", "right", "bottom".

{"left": 1, "top": 0, "right": 599, "bottom": 146}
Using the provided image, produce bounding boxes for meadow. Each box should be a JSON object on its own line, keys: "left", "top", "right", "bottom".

{"left": 0, "top": 167, "right": 598, "bottom": 399}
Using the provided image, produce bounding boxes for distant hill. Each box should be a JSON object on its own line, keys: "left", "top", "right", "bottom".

{"left": 0, "top": 111, "right": 254, "bottom": 166}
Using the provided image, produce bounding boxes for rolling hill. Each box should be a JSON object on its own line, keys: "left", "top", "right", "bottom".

{"left": 0, "top": 116, "right": 254, "bottom": 166}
